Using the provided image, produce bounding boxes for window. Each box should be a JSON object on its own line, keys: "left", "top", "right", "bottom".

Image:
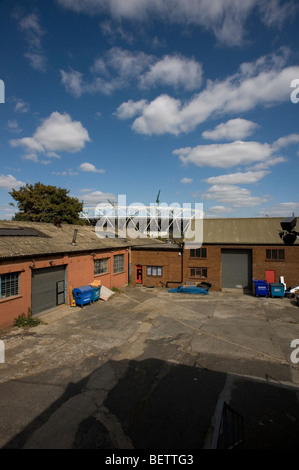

{"left": 94, "top": 258, "right": 109, "bottom": 275}
{"left": 190, "top": 248, "right": 207, "bottom": 258}
{"left": 190, "top": 267, "right": 207, "bottom": 278}
{"left": 266, "top": 249, "right": 285, "bottom": 260}
{"left": 113, "top": 254, "right": 125, "bottom": 274}
{"left": 0, "top": 273, "right": 20, "bottom": 299}
{"left": 147, "top": 266, "right": 163, "bottom": 276}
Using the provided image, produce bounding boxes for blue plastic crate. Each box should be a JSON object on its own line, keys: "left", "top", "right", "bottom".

{"left": 73, "top": 286, "right": 94, "bottom": 307}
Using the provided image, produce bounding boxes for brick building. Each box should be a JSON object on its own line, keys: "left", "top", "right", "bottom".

{"left": 0, "top": 220, "right": 157, "bottom": 329}
{"left": 131, "top": 217, "right": 299, "bottom": 292}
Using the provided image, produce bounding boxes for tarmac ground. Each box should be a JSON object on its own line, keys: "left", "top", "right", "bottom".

{"left": 1, "top": 285, "right": 299, "bottom": 451}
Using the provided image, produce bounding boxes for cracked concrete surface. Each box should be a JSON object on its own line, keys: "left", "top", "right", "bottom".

{"left": 1, "top": 286, "right": 299, "bottom": 449}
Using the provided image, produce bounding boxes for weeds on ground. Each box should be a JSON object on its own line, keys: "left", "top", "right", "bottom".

{"left": 13, "top": 313, "right": 41, "bottom": 328}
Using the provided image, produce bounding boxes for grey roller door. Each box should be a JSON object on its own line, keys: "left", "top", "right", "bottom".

{"left": 221, "top": 249, "right": 252, "bottom": 289}
{"left": 31, "top": 266, "right": 66, "bottom": 315}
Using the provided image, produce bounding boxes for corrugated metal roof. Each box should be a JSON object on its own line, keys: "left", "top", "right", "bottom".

{"left": 0, "top": 221, "right": 164, "bottom": 259}
{"left": 195, "top": 217, "right": 298, "bottom": 245}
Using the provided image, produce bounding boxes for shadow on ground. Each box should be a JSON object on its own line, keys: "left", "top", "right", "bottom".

{"left": 3, "top": 357, "right": 299, "bottom": 450}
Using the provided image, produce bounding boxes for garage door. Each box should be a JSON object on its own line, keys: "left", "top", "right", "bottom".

{"left": 31, "top": 266, "right": 66, "bottom": 315}
{"left": 221, "top": 249, "right": 252, "bottom": 289}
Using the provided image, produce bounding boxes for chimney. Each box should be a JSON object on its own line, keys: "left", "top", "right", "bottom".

{"left": 72, "top": 229, "right": 78, "bottom": 245}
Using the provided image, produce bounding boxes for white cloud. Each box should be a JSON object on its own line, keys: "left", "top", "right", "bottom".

{"left": 181, "top": 177, "right": 193, "bottom": 184}
{"left": 202, "top": 118, "right": 258, "bottom": 141}
{"left": 174, "top": 141, "right": 272, "bottom": 168}
{"left": 60, "top": 69, "right": 84, "bottom": 98}
{"left": 6, "top": 120, "right": 22, "bottom": 134}
{"left": 139, "top": 55, "right": 203, "bottom": 91}
{"left": 79, "top": 162, "right": 105, "bottom": 173}
{"left": 0, "top": 174, "right": 25, "bottom": 190}
{"left": 258, "top": 202, "right": 299, "bottom": 217}
{"left": 272, "top": 133, "right": 299, "bottom": 151}
{"left": 10, "top": 112, "right": 90, "bottom": 162}
{"left": 55, "top": 0, "right": 297, "bottom": 46}
{"left": 201, "top": 184, "right": 270, "bottom": 207}
{"left": 118, "top": 51, "right": 299, "bottom": 135}
{"left": 17, "top": 12, "right": 47, "bottom": 72}
{"left": 61, "top": 49, "right": 203, "bottom": 97}
{"left": 82, "top": 191, "right": 117, "bottom": 204}
{"left": 12, "top": 98, "right": 30, "bottom": 113}
{"left": 116, "top": 99, "right": 147, "bottom": 120}
{"left": 204, "top": 170, "right": 269, "bottom": 185}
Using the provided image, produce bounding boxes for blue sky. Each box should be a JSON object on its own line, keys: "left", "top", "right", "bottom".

{"left": 0, "top": 0, "right": 299, "bottom": 220}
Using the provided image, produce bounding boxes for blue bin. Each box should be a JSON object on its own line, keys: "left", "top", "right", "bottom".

{"left": 92, "top": 286, "right": 101, "bottom": 302}
{"left": 253, "top": 280, "right": 268, "bottom": 297}
{"left": 72, "top": 286, "right": 94, "bottom": 307}
{"left": 269, "top": 282, "right": 285, "bottom": 298}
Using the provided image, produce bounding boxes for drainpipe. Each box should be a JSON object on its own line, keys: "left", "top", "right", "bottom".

{"left": 166, "top": 242, "right": 184, "bottom": 288}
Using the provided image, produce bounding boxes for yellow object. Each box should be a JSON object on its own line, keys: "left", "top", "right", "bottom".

{"left": 71, "top": 299, "right": 76, "bottom": 307}
{"left": 90, "top": 279, "right": 101, "bottom": 287}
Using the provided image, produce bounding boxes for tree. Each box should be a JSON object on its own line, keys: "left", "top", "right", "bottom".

{"left": 9, "top": 182, "right": 85, "bottom": 225}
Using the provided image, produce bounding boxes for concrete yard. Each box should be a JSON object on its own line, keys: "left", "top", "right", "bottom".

{"left": 1, "top": 285, "right": 299, "bottom": 450}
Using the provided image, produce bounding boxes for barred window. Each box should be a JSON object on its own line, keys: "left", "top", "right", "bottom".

{"left": 147, "top": 266, "right": 163, "bottom": 276}
{"left": 0, "top": 273, "right": 20, "bottom": 299}
{"left": 94, "top": 258, "right": 109, "bottom": 275}
{"left": 190, "top": 267, "right": 207, "bottom": 278}
{"left": 113, "top": 254, "right": 125, "bottom": 274}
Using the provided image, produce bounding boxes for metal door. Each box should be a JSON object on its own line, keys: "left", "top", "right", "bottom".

{"left": 31, "top": 265, "right": 66, "bottom": 315}
{"left": 221, "top": 249, "right": 252, "bottom": 289}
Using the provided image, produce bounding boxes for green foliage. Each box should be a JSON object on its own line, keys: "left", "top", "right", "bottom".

{"left": 9, "top": 182, "right": 85, "bottom": 225}
{"left": 13, "top": 313, "right": 41, "bottom": 328}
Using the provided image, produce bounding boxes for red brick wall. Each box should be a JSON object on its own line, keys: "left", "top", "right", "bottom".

{"left": 0, "top": 248, "right": 129, "bottom": 329}
{"left": 132, "top": 244, "right": 299, "bottom": 291}
{"left": 131, "top": 248, "right": 182, "bottom": 287}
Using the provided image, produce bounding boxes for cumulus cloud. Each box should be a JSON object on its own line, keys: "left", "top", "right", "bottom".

{"left": 139, "top": 55, "right": 203, "bottom": 91}
{"left": 61, "top": 48, "right": 203, "bottom": 97}
{"left": 201, "top": 184, "right": 270, "bottom": 208}
{"left": 79, "top": 162, "right": 105, "bottom": 173}
{"left": 202, "top": 118, "right": 259, "bottom": 141}
{"left": 118, "top": 50, "right": 299, "bottom": 135}
{"left": 10, "top": 112, "right": 90, "bottom": 162}
{"left": 55, "top": 0, "right": 297, "bottom": 46}
{"left": 0, "top": 174, "right": 25, "bottom": 190}
{"left": 174, "top": 141, "right": 272, "bottom": 168}
{"left": 204, "top": 170, "right": 269, "bottom": 185}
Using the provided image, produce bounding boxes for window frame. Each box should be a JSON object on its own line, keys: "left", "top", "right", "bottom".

{"left": 94, "top": 258, "right": 109, "bottom": 275}
{"left": 190, "top": 247, "right": 207, "bottom": 259}
{"left": 0, "top": 272, "right": 20, "bottom": 300}
{"left": 189, "top": 267, "right": 208, "bottom": 279}
{"left": 147, "top": 266, "right": 163, "bottom": 277}
{"left": 266, "top": 249, "right": 285, "bottom": 261}
{"left": 113, "top": 254, "right": 125, "bottom": 274}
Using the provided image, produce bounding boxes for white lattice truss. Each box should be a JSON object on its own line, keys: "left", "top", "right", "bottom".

{"left": 80, "top": 204, "right": 203, "bottom": 236}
